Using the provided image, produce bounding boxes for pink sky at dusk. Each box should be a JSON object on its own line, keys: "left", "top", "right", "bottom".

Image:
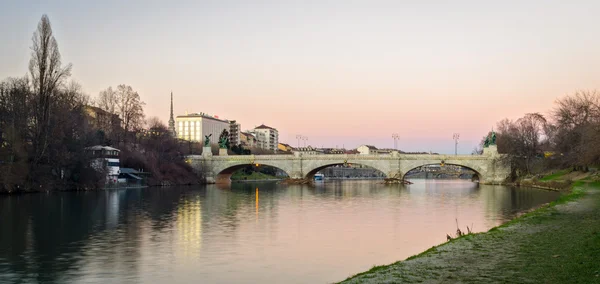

{"left": 1, "top": 1, "right": 599, "bottom": 153}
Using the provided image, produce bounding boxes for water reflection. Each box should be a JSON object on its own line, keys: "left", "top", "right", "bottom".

{"left": 0, "top": 181, "right": 560, "bottom": 283}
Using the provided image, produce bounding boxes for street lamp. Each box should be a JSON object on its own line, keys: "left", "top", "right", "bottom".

{"left": 296, "top": 135, "right": 302, "bottom": 148}
{"left": 453, "top": 133, "right": 460, "bottom": 156}
{"left": 392, "top": 133, "right": 399, "bottom": 150}
{"left": 302, "top": 136, "right": 308, "bottom": 147}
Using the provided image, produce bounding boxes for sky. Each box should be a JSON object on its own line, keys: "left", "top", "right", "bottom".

{"left": 1, "top": 1, "right": 599, "bottom": 154}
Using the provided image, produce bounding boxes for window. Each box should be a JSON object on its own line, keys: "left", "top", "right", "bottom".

{"left": 107, "top": 162, "right": 119, "bottom": 167}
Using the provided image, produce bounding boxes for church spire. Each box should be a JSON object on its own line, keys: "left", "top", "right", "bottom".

{"left": 168, "top": 91, "right": 176, "bottom": 137}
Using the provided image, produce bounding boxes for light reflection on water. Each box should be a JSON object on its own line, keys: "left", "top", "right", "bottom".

{"left": 0, "top": 180, "right": 560, "bottom": 283}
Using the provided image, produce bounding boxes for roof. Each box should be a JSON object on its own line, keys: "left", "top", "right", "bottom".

{"left": 85, "top": 145, "right": 120, "bottom": 152}
{"left": 241, "top": 132, "right": 256, "bottom": 138}
{"left": 254, "top": 124, "right": 276, "bottom": 130}
{"left": 295, "top": 146, "right": 316, "bottom": 151}
{"left": 119, "top": 168, "right": 140, "bottom": 174}
{"left": 176, "top": 113, "right": 229, "bottom": 123}
{"left": 120, "top": 173, "right": 142, "bottom": 180}
{"left": 279, "top": 143, "right": 292, "bottom": 147}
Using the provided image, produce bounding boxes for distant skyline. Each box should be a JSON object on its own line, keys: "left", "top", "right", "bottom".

{"left": 1, "top": 1, "right": 599, "bottom": 153}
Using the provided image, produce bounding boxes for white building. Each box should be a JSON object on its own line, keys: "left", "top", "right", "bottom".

{"left": 357, "top": 145, "right": 378, "bottom": 155}
{"left": 249, "top": 124, "right": 279, "bottom": 152}
{"left": 176, "top": 113, "right": 230, "bottom": 145}
{"left": 86, "top": 145, "right": 120, "bottom": 183}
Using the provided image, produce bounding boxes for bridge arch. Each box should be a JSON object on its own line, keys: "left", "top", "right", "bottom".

{"left": 401, "top": 162, "right": 483, "bottom": 181}
{"left": 304, "top": 160, "right": 391, "bottom": 180}
{"left": 213, "top": 162, "right": 291, "bottom": 184}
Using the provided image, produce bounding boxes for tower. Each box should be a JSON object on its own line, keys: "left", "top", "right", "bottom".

{"left": 168, "top": 91, "right": 176, "bottom": 137}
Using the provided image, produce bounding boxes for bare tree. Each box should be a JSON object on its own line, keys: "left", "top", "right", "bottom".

{"left": 553, "top": 90, "right": 600, "bottom": 130}
{"left": 517, "top": 113, "right": 547, "bottom": 173}
{"left": 146, "top": 116, "right": 165, "bottom": 130}
{"left": 97, "top": 84, "right": 145, "bottom": 144}
{"left": 115, "top": 84, "right": 145, "bottom": 134}
{"left": 29, "top": 14, "right": 72, "bottom": 163}
{"left": 495, "top": 113, "right": 548, "bottom": 175}
{"left": 551, "top": 91, "right": 600, "bottom": 168}
{"left": 0, "top": 77, "right": 32, "bottom": 189}
{"left": 97, "top": 86, "right": 117, "bottom": 115}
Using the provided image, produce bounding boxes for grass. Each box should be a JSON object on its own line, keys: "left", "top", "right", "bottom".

{"left": 494, "top": 181, "right": 600, "bottom": 283}
{"left": 339, "top": 179, "right": 600, "bottom": 283}
{"left": 539, "top": 169, "right": 571, "bottom": 181}
{"left": 230, "top": 171, "right": 281, "bottom": 181}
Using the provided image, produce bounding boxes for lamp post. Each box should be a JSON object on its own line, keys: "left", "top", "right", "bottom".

{"left": 302, "top": 136, "right": 308, "bottom": 147}
{"left": 296, "top": 135, "right": 302, "bottom": 148}
{"left": 453, "top": 133, "right": 460, "bottom": 156}
{"left": 392, "top": 133, "right": 399, "bottom": 150}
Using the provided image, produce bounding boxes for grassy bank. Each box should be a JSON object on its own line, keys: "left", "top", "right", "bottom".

{"left": 340, "top": 177, "right": 600, "bottom": 283}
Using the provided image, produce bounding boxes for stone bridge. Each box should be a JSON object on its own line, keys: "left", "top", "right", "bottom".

{"left": 188, "top": 146, "right": 510, "bottom": 184}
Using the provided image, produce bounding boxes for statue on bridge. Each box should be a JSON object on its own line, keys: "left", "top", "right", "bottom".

{"left": 204, "top": 134, "right": 212, "bottom": 146}
{"left": 483, "top": 130, "right": 497, "bottom": 148}
{"left": 218, "top": 136, "right": 229, "bottom": 149}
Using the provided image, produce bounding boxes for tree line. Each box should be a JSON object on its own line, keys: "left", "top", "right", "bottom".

{"left": 491, "top": 90, "right": 600, "bottom": 178}
{"left": 0, "top": 15, "right": 199, "bottom": 193}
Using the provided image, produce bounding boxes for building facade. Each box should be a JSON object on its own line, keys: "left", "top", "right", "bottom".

{"left": 250, "top": 124, "right": 279, "bottom": 152}
{"left": 85, "top": 145, "right": 120, "bottom": 184}
{"left": 293, "top": 146, "right": 322, "bottom": 155}
{"left": 229, "top": 120, "right": 241, "bottom": 146}
{"left": 357, "top": 145, "right": 378, "bottom": 155}
{"left": 84, "top": 105, "right": 120, "bottom": 135}
{"left": 240, "top": 132, "right": 257, "bottom": 148}
{"left": 176, "top": 113, "right": 230, "bottom": 145}
{"left": 278, "top": 143, "right": 294, "bottom": 152}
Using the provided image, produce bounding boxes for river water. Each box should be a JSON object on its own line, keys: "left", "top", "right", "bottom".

{"left": 0, "top": 180, "right": 560, "bottom": 283}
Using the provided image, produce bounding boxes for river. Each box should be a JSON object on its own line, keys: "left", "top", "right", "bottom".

{"left": 0, "top": 180, "right": 560, "bottom": 283}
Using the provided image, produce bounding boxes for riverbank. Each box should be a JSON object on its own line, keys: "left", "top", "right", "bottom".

{"left": 340, "top": 177, "right": 600, "bottom": 283}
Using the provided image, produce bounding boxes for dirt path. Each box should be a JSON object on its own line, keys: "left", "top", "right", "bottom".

{"left": 340, "top": 181, "right": 600, "bottom": 283}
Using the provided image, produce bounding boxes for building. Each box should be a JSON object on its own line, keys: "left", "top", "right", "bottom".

{"left": 84, "top": 105, "right": 120, "bottom": 135}
{"left": 357, "top": 145, "right": 378, "bottom": 155}
{"left": 118, "top": 168, "right": 144, "bottom": 186}
{"left": 168, "top": 92, "right": 176, "bottom": 137}
{"left": 250, "top": 124, "right": 279, "bottom": 152}
{"left": 293, "top": 146, "right": 322, "bottom": 155}
{"left": 240, "top": 132, "right": 257, "bottom": 148}
{"left": 278, "top": 143, "right": 294, "bottom": 152}
{"left": 247, "top": 129, "right": 266, "bottom": 149}
{"left": 176, "top": 112, "right": 230, "bottom": 144}
{"left": 85, "top": 145, "right": 120, "bottom": 184}
{"left": 229, "top": 120, "right": 241, "bottom": 146}
{"left": 321, "top": 148, "right": 345, "bottom": 154}
{"left": 376, "top": 148, "right": 396, "bottom": 154}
